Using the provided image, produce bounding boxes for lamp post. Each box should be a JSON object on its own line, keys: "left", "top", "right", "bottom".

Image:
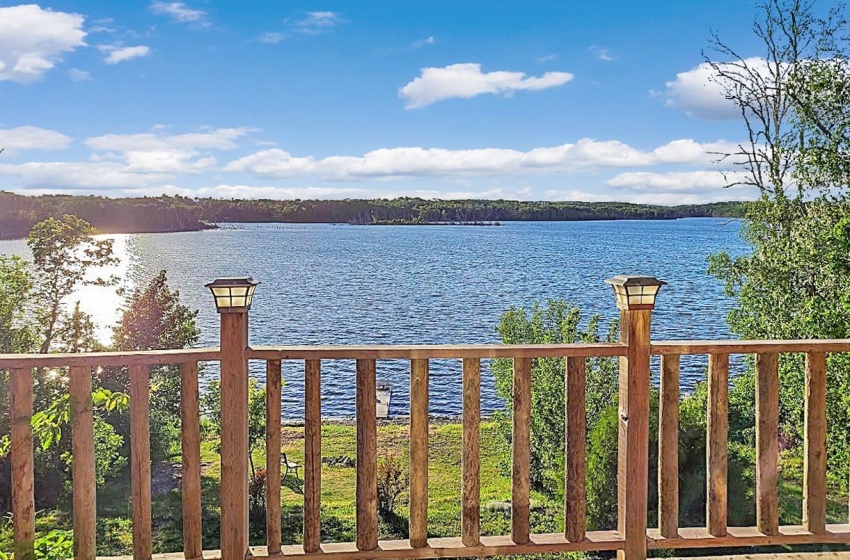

{"left": 206, "top": 277, "right": 259, "bottom": 560}
{"left": 604, "top": 275, "right": 665, "bottom": 560}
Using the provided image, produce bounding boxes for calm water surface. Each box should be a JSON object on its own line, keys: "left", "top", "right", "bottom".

{"left": 0, "top": 219, "right": 748, "bottom": 417}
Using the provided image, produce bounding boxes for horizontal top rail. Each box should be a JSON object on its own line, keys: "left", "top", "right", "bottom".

{"left": 651, "top": 339, "right": 850, "bottom": 355}
{"left": 247, "top": 343, "right": 628, "bottom": 360}
{"left": 0, "top": 347, "right": 221, "bottom": 368}
{"left": 5, "top": 338, "right": 850, "bottom": 368}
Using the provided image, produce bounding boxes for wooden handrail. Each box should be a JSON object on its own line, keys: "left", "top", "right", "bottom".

{"left": 247, "top": 343, "right": 627, "bottom": 360}
{"left": 6, "top": 336, "right": 850, "bottom": 560}
{"left": 652, "top": 339, "right": 850, "bottom": 355}
{"left": 0, "top": 347, "right": 220, "bottom": 368}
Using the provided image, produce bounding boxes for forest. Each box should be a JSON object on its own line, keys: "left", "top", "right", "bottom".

{"left": 0, "top": 191, "right": 747, "bottom": 239}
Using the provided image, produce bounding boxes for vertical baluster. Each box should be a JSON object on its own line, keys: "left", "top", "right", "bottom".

{"left": 756, "top": 352, "right": 779, "bottom": 535}
{"left": 355, "top": 359, "right": 378, "bottom": 551}
{"left": 512, "top": 357, "right": 531, "bottom": 544}
{"left": 10, "top": 367, "right": 35, "bottom": 560}
{"left": 180, "top": 361, "right": 202, "bottom": 560}
{"left": 409, "top": 358, "right": 429, "bottom": 548}
{"left": 462, "top": 357, "right": 480, "bottom": 547}
{"left": 658, "top": 354, "right": 680, "bottom": 538}
{"left": 70, "top": 365, "right": 96, "bottom": 560}
{"left": 804, "top": 351, "right": 827, "bottom": 533}
{"left": 707, "top": 353, "right": 729, "bottom": 537}
{"left": 266, "top": 359, "right": 282, "bottom": 554}
{"left": 304, "top": 359, "right": 322, "bottom": 553}
{"left": 565, "top": 356, "right": 586, "bottom": 543}
{"left": 130, "top": 364, "right": 152, "bottom": 560}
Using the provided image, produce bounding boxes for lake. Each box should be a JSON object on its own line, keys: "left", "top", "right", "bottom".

{"left": 0, "top": 219, "right": 748, "bottom": 417}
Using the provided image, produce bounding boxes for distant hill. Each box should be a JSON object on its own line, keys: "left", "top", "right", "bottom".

{"left": 0, "top": 191, "right": 748, "bottom": 240}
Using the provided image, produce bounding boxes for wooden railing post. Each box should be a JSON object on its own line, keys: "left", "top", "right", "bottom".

{"left": 605, "top": 275, "right": 665, "bottom": 560}
{"left": 209, "top": 277, "right": 255, "bottom": 560}
{"left": 658, "top": 354, "right": 680, "bottom": 538}
{"left": 409, "top": 358, "right": 429, "bottom": 548}
{"left": 356, "top": 359, "right": 378, "bottom": 551}
{"left": 70, "top": 365, "right": 97, "bottom": 560}
{"left": 10, "top": 367, "right": 35, "bottom": 560}
{"left": 130, "top": 364, "right": 152, "bottom": 560}
{"left": 180, "top": 361, "right": 203, "bottom": 560}
{"left": 266, "top": 359, "right": 282, "bottom": 554}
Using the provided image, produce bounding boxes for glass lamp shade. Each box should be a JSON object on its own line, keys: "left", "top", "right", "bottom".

{"left": 205, "top": 277, "right": 259, "bottom": 312}
{"left": 604, "top": 275, "right": 666, "bottom": 310}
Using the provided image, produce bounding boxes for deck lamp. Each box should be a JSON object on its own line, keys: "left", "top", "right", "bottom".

{"left": 205, "top": 277, "right": 260, "bottom": 312}
{"left": 604, "top": 275, "right": 666, "bottom": 310}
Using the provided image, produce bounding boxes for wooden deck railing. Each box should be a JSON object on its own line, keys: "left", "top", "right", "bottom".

{"left": 3, "top": 296, "right": 850, "bottom": 560}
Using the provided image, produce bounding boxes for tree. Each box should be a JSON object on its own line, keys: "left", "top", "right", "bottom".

{"left": 491, "top": 300, "right": 619, "bottom": 495}
{"left": 708, "top": 0, "right": 850, "bottom": 487}
{"left": 1, "top": 216, "right": 126, "bottom": 512}
{"left": 108, "top": 270, "right": 200, "bottom": 458}
{"left": 0, "top": 255, "right": 34, "bottom": 354}
{"left": 28, "top": 215, "right": 117, "bottom": 354}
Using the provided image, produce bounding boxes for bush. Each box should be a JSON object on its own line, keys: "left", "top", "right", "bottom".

{"left": 492, "top": 299, "right": 619, "bottom": 497}
{"left": 377, "top": 451, "right": 408, "bottom": 514}
{"left": 249, "top": 468, "right": 268, "bottom": 525}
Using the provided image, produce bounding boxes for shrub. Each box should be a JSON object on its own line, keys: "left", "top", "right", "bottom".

{"left": 377, "top": 451, "right": 408, "bottom": 514}
{"left": 249, "top": 468, "right": 268, "bottom": 524}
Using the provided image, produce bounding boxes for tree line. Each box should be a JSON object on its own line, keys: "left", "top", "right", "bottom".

{"left": 0, "top": 191, "right": 747, "bottom": 239}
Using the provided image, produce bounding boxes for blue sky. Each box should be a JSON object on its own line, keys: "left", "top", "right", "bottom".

{"left": 0, "top": 1, "right": 788, "bottom": 203}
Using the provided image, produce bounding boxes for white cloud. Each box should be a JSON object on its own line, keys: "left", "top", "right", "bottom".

{"left": 602, "top": 170, "right": 759, "bottom": 203}
{"left": 411, "top": 36, "right": 435, "bottom": 48}
{"left": 536, "top": 54, "right": 557, "bottom": 63}
{"left": 149, "top": 2, "right": 207, "bottom": 23}
{"left": 0, "top": 5, "right": 87, "bottom": 83}
{"left": 121, "top": 183, "right": 536, "bottom": 201}
{"left": 399, "top": 63, "right": 575, "bottom": 109}
{"left": 293, "top": 11, "right": 344, "bottom": 35}
{"left": 86, "top": 127, "right": 253, "bottom": 152}
{"left": 99, "top": 45, "right": 151, "bottom": 65}
{"left": 0, "top": 126, "right": 72, "bottom": 152}
{"left": 258, "top": 32, "right": 285, "bottom": 44}
{"left": 660, "top": 58, "right": 781, "bottom": 120}
{"left": 0, "top": 161, "right": 171, "bottom": 189}
{"left": 607, "top": 170, "right": 732, "bottom": 191}
{"left": 85, "top": 127, "right": 253, "bottom": 173}
{"left": 226, "top": 138, "right": 728, "bottom": 180}
{"left": 69, "top": 68, "right": 91, "bottom": 81}
{"left": 589, "top": 46, "right": 616, "bottom": 62}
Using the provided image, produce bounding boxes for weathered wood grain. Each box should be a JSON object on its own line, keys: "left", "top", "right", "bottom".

{"left": 70, "top": 365, "right": 96, "bottom": 560}
{"left": 130, "top": 364, "right": 152, "bottom": 560}
{"left": 304, "top": 359, "right": 322, "bottom": 553}
{"left": 409, "top": 359, "right": 429, "bottom": 548}
{"left": 356, "top": 359, "right": 378, "bottom": 551}
{"left": 658, "top": 354, "right": 680, "bottom": 539}
{"left": 707, "top": 353, "right": 729, "bottom": 538}
{"left": 266, "top": 359, "right": 282, "bottom": 554}
{"left": 180, "top": 361, "right": 203, "bottom": 560}
{"left": 565, "top": 356, "right": 586, "bottom": 543}
{"left": 10, "top": 368, "right": 35, "bottom": 560}
{"left": 804, "top": 351, "right": 827, "bottom": 534}
{"left": 512, "top": 357, "right": 531, "bottom": 545}
{"left": 462, "top": 358, "right": 481, "bottom": 547}
{"left": 219, "top": 313, "right": 249, "bottom": 560}
{"left": 756, "top": 352, "right": 779, "bottom": 535}
{"left": 617, "top": 309, "right": 652, "bottom": 560}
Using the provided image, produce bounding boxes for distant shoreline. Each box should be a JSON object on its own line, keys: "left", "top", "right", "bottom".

{"left": 0, "top": 191, "right": 748, "bottom": 240}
